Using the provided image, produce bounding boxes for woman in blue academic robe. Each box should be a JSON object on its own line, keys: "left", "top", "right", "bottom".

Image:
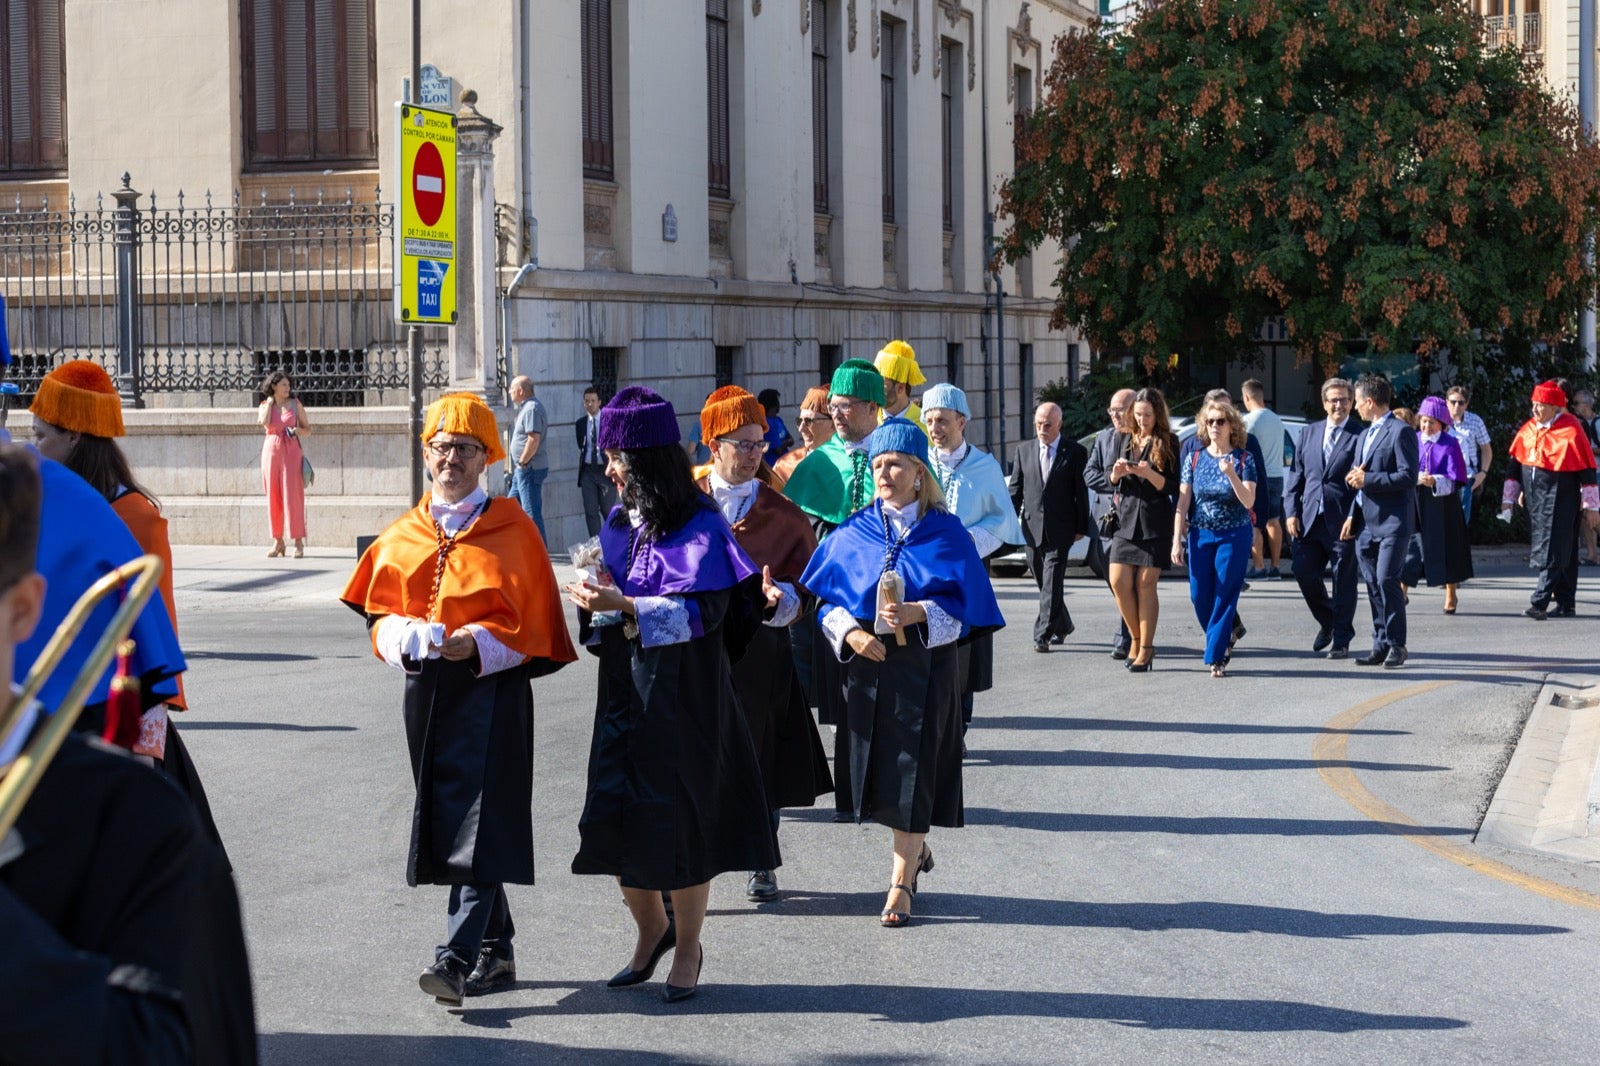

{"left": 800, "top": 418, "right": 1005, "bottom": 927}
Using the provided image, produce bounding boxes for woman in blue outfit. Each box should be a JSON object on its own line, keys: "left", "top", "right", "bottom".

{"left": 800, "top": 418, "right": 1005, "bottom": 927}
{"left": 1173, "top": 400, "right": 1258, "bottom": 677}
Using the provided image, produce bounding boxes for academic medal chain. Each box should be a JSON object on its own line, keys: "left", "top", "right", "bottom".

{"left": 427, "top": 499, "right": 487, "bottom": 623}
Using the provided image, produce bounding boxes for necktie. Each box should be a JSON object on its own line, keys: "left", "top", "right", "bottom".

{"left": 850, "top": 449, "right": 870, "bottom": 513}
{"left": 585, "top": 417, "right": 596, "bottom": 464}
{"left": 1323, "top": 426, "right": 1336, "bottom": 463}
{"left": 1041, "top": 443, "right": 1052, "bottom": 480}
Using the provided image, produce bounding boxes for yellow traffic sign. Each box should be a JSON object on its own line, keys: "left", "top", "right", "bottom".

{"left": 395, "top": 103, "right": 458, "bottom": 325}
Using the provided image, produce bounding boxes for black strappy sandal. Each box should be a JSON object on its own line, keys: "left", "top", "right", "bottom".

{"left": 880, "top": 882, "right": 914, "bottom": 927}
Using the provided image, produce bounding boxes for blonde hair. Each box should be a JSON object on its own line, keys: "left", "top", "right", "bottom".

{"left": 1198, "top": 401, "right": 1249, "bottom": 451}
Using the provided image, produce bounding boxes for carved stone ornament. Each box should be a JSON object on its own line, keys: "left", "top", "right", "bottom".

{"left": 802, "top": 0, "right": 811, "bottom": 34}
{"left": 912, "top": 1, "right": 921, "bottom": 75}
{"left": 848, "top": 0, "right": 857, "bottom": 51}
{"left": 939, "top": 0, "right": 963, "bottom": 27}
{"left": 871, "top": 1, "right": 880, "bottom": 59}
{"left": 752, "top": 0, "right": 761, "bottom": 15}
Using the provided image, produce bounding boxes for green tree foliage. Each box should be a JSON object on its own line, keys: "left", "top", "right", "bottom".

{"left": 1000, "top": 0, "right": 1600, "bottom": 369}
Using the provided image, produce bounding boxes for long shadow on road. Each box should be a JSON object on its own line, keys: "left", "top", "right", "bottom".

{"left": 446, "top": 980, "right": 1469, "bottom": 1033}
{"left": 977, "top": 715, "right": 1409, "bottom": 736}
{"left": 960, "top": 807, "right": 1468, "bottom": 838}
{"left": 705, "top": 891, "right": 1567, "bottom": 940}
{"left": 965, "top": 749, "right": 1447, "bottom": 772}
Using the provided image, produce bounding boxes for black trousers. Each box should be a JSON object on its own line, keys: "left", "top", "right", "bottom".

{"left": 1532, "top": 528, "right": 1580, "bottom": 610}
{"left": 1030, "top": 542, "right": 1072, "bottom": 643}
{"left": 1291, "top": 529, "right": 1359, "bottom": 648}
{"left": 1356, "top": 528, "right": 1408, "bottom": 651}
{"left": 578, "top": 463, "right": 618, "bottom": 537}
{"left": 439, "top": 882, "right": 514, "bottom": 965}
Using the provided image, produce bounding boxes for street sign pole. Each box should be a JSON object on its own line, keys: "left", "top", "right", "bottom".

{"left": 408, "top": 0, "right": 424, "bottom": 500}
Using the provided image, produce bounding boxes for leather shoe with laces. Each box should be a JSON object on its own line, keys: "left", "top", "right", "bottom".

{"left": 746, "top": 870, "right": 778, "bottom": 902}
{"left": 464, "top": 948, "right": 516, "bottom": 997}
{"left": 1325, "top": 645, "right": 1349, "bottom": 660}
{"left": 419, "top": 954, "right": 471, "bottom": 1006}
{"left": 1312, "top": 626, "right": 1333, "bottom": 653}
{"left": 1354, "top": 648, "right": 1388, "bottom": 666}
{"left": 1383, "top": 645, "right": 1407, "bottom": 668}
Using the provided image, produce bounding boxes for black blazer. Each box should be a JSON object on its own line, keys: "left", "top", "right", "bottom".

{"left": 575, "top": 413, "right": 603, "bottom": 476}
{"left": 1008, "top": 436, "right": 1091, "bottom": 551}
{"left": 1110, "top": 434, "right": 1179, "bottom": 543}
{"left": 1285, "top": 418, "right": 1361, "bottom": 537}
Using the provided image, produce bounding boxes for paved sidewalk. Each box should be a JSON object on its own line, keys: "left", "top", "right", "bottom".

{"left": 172, "top": 544, "right": 368, "bottom": 610}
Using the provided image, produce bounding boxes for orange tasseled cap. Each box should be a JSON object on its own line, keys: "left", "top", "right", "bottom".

{"left": 30, "top": 360, "right": 125, "bottom": 438}
{"left": 700, "top": 385, "right": 768, "bottom": 443}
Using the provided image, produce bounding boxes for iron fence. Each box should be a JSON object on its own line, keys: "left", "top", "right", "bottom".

{"left": 0, "top": 175, "right": 448, "bottom": 407}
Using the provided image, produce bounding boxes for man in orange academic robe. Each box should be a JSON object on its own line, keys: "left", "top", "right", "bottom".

{"left": 342, "top": 393, "right": 576, "bottom": 1006}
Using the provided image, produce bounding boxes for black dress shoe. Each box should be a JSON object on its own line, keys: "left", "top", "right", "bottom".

{"left": 1552, "top": 605, "right": 1577, "bottom": 617}
{"left": 1383, "top": 645, "right": 1408, "bottom": 668}
{"left": 419, "top": 954, "right": 471, "bottom": 1005}
{"left": 1034, "top": 640, "right": 1050, "bottom": 653}
{"left": 1312, "top": 626, "right": 1333, "bottom": 653}
{"left": 1524, "top": 605, "right": 1548, "bottom": 620}
{"left": 746, "top": 870, "right": 778, "bottom": 902}
{"left": 1326, "top": 645, "right": 1349, "bottom": 660}
{"left": 1111, "top": 643, "right": 1130, "bottom": 660}
{"left": 464, "top": 949, "right": 516, "bottom": 997}
{"left": 1354, "top": 649, "right": 1388, "bottom": 666}
{"left": 607, "top": 921, "right": 676, "bottom": 988}
{"left": 1049, "top": 634, "right": 1065, "bottom": 645}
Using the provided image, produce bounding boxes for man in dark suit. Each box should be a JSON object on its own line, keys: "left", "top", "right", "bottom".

{"left": 1009, "top": 401, "right": 1091, "bottom": 653}
{"left": 1284, "top": 377, "right": 1363, "bottom": 658}
{"left": 574, "top": 385, "right": 617, "bottom": 537}
{"left": 1344, "top": 372, "right": 1419, "bottom": 668}
{"left": 1084, "top": 388, "right": 1134, "bottom": 658}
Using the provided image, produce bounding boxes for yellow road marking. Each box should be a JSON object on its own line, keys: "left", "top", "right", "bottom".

{"left": 1314, "top": 679, "right": 1600, "bottom": 912}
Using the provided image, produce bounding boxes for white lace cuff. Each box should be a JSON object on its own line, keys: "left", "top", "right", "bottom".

{"left": 820, "top": 605, "right": 861, "bottom": 661}
{"left": 134, "top": 705, "right": 169, "bottom": 760}
{"left": 969, "top": 526, "right": 1003, "bottom": 559}
{"left": 1431, "top": 476, "right": 1455, "bottom": 497}
{"left": 765, "top": 581, "right": 801, "bottom": 628}
{"left": 635, "top": 595, "right": 702, "bottom": 648}
{"left": 466, "top": 624, "right": 527, "bottom": 677}
{"left": 921, "top": 600, "right": 961, "bottom": 648}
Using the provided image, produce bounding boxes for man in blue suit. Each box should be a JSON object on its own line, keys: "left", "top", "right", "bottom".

{"left": 1285, "top": 377, "right": 1363, "bottom": 658}
{"left": 1343, "top": 373, "right": 1419, "bottom": 668}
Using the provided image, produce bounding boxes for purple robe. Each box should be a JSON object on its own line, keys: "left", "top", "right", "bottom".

{"left": 1418, "top": 433, "right": 1468, "bottom": 485}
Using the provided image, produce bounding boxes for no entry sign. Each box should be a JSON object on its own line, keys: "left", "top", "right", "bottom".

{"left": 395, "top": 103, "right": 457, "bottom": 325}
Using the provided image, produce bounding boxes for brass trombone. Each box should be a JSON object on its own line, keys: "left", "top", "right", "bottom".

{"left": 0, "top": 554, "right": 166, "bottom": 840}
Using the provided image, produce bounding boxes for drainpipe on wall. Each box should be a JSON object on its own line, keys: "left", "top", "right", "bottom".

{"left": 1582, "top": 0, "right": 1596, "bottom": 369}
{"left": 502, "top": 262, "right": 538, "bottom": 406}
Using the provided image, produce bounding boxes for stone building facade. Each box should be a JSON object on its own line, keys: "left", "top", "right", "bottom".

{"left": 2, "top": 0, "right": 1095, "bottom": 548}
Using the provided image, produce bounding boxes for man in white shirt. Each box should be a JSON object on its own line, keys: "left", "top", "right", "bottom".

{"left": 1445, "top": 385, "right": 1493, "bottom": 523}
{"left": 1241, "top": 379, "right": 1287, "bottom": 579}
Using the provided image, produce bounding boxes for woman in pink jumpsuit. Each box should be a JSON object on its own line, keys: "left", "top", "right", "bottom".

{"left": 258, "top": 370, "right": 311, "bottom": 557}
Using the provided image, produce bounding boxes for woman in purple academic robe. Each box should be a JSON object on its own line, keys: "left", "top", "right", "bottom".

{"left": 566, "top": 387, "right": 780, "bottom": 1005}
{"left": 1414, "top": 396, "right": 1474, "bottom": 613}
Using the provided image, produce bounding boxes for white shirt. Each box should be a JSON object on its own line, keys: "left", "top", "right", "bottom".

{"left": 1040, "top": 438, "right": 1058, "bottom": 479}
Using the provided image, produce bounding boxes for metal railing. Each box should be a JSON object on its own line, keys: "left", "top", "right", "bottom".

{"left": 0, "top": 175, "right": 448, "bottom": 407}
{"left": 1477, "top": 13, "right": 1542, "bottom": 54}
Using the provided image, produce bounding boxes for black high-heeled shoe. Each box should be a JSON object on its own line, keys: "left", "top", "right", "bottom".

{"left": 1127, "top": 651, "right": 1156, "bottom": 673}
{"left": 880, "top": 882, "right": 915, "bottom": 928}
{"left": 607, "top": 920, "right": 676, "bottom": 987}
{"left": 918, "top": 844, "right": 935, "bottom": 876}
{"left": 662, "top": 945, "right": 704, "bottom": 1003}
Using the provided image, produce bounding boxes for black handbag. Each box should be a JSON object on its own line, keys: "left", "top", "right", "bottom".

{"left": 1097, "top": 507, "right": 1119, "bottom": 538}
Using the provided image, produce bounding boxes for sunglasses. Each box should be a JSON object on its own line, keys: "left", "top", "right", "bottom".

{"left": 1205, "top": 418, "right": 1229, "bottom": 426}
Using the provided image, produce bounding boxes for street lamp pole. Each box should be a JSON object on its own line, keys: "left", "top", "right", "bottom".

{"left": 1581, "top": 0, "right": 1596, "bottom": 370}
{"left": 408, "top": 0, "right": 426, "bottom": 499}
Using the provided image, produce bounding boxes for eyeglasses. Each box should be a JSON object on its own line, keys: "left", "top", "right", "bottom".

{"left": 1325, "top": 396, "right": 1351, "bottom": 405}
{"left": 715, "top": 437, "right": 769, "bottom": 455}
{"left": 1446, "top": 398, "right": 1466, "bottom": 406}
{"left": 1204, "top": 418, "right": 1229, "bottom": 426}
{"left": 797, "top": 414, "right": 832, "bottom": 426}
{"left": 827, "top": 400, "right": 863, "bottom": 414}
{"left": 427, "top": 440, "right": 485, "bottom": 459}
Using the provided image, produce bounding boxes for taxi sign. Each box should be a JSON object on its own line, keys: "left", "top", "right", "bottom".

{"left": 395, "top": 103, "right": 458, "bottom": 325}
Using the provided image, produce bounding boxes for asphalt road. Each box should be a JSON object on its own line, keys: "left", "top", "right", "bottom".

{"left": 170, "top": 548, "right": 1600, "bottom": 1065}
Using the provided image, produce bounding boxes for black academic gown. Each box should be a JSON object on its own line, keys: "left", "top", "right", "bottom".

{"left": 732, "top": 622, "right": 833, "bottom": 809}
{"left": 1416, "top": 488, "right": 1474, "bottom": 586}
{"left": 1510, "top": 460, "right": 1588, "bottom": 571}
{"left": 840, "top": 626, "right": 965, "bottom": 833}
{"left": 573, "top": 585, "right": 781, "bottom": 890}
{"left": 402, "top": 657, "right": 544, "bottom": 886}
{"left": 0, "top": 733, "right": 257, "bottom": 1066}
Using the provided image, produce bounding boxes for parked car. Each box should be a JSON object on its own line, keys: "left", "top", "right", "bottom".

{"left": 987, "top": 431, "right": 1109, "bottom": 580}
